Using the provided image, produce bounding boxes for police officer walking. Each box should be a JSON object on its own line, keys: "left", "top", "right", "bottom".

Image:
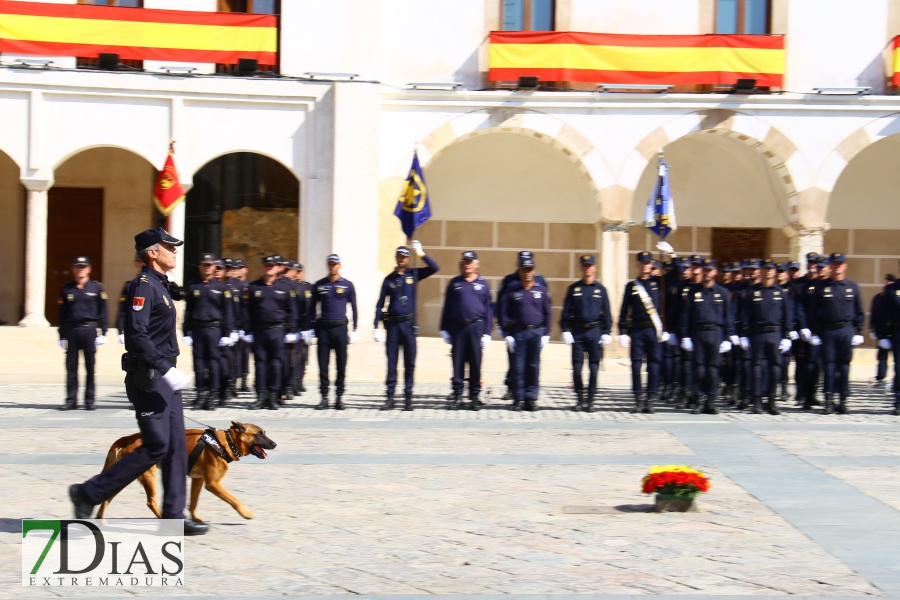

{"left": 618, "top": 252, "right": 663, "bottom": 414}
{"left": 561, "top": 254, "right": 611, "bottom": 412}
{"left": 498, "top": 253, "right": 552, "bottom": 412}
{"left": 374, "top": 241, "right": 439, "bottom": 411}
{"left": 311, "top": 254, "right": 358, "bottom": 410}
{"left": 58, "top": 256, "right": 108, "bottom": 410}
{"left": 69, "top": 227, "right": 207, "bottom": 535}
{"left": 183, "top": 253, "right": 235, "bottom": 411}
{"left": 440, "top": 251, "right": 493, "bottom": 410}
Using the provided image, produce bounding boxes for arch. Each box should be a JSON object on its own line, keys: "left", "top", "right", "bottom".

{"left": 0, "top": 148, "right": 25, "bottom": 324}
{"left": 52, "top": 144, "right": 156, "bottom": 173}
{"left": 192, "top": 148, "right": 301, "bottom": 183}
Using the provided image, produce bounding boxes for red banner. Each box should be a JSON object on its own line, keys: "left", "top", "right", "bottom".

{"left": 153, "top": 143, "right": 185, "bottom": 217}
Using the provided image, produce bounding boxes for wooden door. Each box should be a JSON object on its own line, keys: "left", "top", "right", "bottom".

{"left": 711, "top": 228, "right": 768, "bottom": 265}
{"left": 45, "top": 188, "right": 103, "bottom": 325}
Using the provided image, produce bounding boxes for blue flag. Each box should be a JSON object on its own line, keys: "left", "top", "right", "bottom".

{"left": 642, "top": 154, "right": 677, "bottom": 239}
{"left": 394, "top": 152, "right": 431, "bottom": 239}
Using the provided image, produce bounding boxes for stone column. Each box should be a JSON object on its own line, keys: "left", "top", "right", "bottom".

{"left": 19, "top": 177, "right": 54, "bottom": 327}
{"left": 599, "top": 219, "right": 635, "bottom": 336}
{"left": 783, "top": 223, "right": 828, "bottom": 266}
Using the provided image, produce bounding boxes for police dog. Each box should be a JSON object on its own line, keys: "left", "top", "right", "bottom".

{"left": 96, "top": 421, "right": 276, "bottom": 522}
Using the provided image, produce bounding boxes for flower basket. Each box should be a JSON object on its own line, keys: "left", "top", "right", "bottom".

{"left": 641, "top": 465, "right": 711, "bottom": 512}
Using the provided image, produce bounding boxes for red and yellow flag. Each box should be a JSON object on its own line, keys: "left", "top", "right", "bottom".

{"left": 489, "top": 31, "right": 785, "bottom": 87}
{"left": 890, "top": 36, "right": 900, "bottom": 87}
{"left": 0, "top": 0, "right": 276, "bottom": 64}
{"left": 153, "top": 142, "right": 185, "bottom": 217}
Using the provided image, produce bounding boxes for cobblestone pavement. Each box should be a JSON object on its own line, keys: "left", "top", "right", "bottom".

{"left": 2, "top": 381, "right": 900, "bottom": 599}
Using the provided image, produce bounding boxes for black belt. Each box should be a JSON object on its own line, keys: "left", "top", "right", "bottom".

{"left": 192, "top": 320, "right": 222, "bottom": 328}
{"left": 693, "top": 324, "right": 722, "bottom": 331}
{"left": 510, "top": 322, "right": 545, "bottom": 332}
{"left": 68, "top": 320, "right": 98, "bottom": 328}
{"left": 383, "top": 313, "right": 413, "bottom": 323}
{"left": 630, "top": 321, "right": 654, "bottom": 329}
{"left": 822, "top": 320, "right": 851, "bottom": 330}
{"left": 317, "top": 318, "right": 348, "bottom": 328}
{"left": 257, "top": 322, "right": 285, "bottom": 330}
{"left": 570, "top": 320, "right": 603, "bottom": 329}
{"left": 458, "top": 319, "right": 483, "bottom": 326}
{"left": 751, "top": 325, "right": 781, "bottom": 333}
{"left": 121, "top": 353, "right": 177, "bottom": 372}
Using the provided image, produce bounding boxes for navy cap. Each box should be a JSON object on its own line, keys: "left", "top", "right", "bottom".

{"left": 461, "top": 251, "right": 477, "bottom": 261}
{"left": 775, "top": 262, "right": 787, "bottom": 272}
{"left": 518, "top": 251, "right": 533, "bottom": 258}
{"left": 702, "top": 258, "right": 718, "bottom": 269}
{"left": 805, "top": 252, "right": 820, "bottom": 263}
{"left": 295, "top": 262, "right": 303, "bottom": 271}
{"left": 816, "top": 257, "right": 830, "bottom": 268}
{"left": 263, "top": 255, "right": 278, "bottom": 265}
{"left": 886, "top": 274, "right": 896, "bottom": 283}
{"left": 746, "top": 258, "right": 762, "bottom": 269}
{"left": 636, "top": 251, "right": 652, "bottom": 263}
{"left": 234, "top": 259, "right": 246, "bottom": 268}
{"left": 285, "top": 261, "right": 297, "bottom": 271}
{"left": 787, "top": 260, "right": 800, "bottom": 270}
{"left": 762, "top": 258, "right": 777, "bottom": 269}
{"left": 829, "top": 252, "right": 847, "bottom": 263}
{"left": 199, "top": 253, "right": 216, "bottom": 264}
{"left": 326, "top": 253, "right": 341, "bottom": 263}
{"left": 213, "top": 259, "right": 225, "bottom": 268}
{"left": 269, "top": 253, "right": 283, "bottom": 265}
{"left": 134, "top": 227, "right": 183, "bottom": 252}
{"left": 724, "top": 261, "right": 738, "bottom": 272}
{"left": 396, "top": 246, "right": 411, "bottom": 257}
{"left": 688, "top": 254, "right": 703, "bottom": 265}
{"left": 222, "top": 257, "right": 234, "bottom": 268}
{"left": 519, "top": 256, "right": 535, "bottom": 268}
{"left": 580, "top": 254, "right": 595, "bottom": 265}
{"left": 73, "top": 256, "right": 90, "bottom": 266}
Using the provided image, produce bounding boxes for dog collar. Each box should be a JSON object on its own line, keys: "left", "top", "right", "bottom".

{"left": 188, "top": 428, "right": 234, "bottom": 475}
{"left": 224, "top": 429, "right": 242, "bottom": 461}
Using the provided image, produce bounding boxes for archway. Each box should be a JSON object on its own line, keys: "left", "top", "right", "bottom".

{"left": 0, "top": 150, "right": 24, "bottom": 324}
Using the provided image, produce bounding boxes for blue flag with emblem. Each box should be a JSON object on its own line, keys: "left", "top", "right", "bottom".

{"left": 642, "top": 153, "right": 677, "bottom": 239}
{"left": 394, "top": 152, "right": 431, "bottom": 239}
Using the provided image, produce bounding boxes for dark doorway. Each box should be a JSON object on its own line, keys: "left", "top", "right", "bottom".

{"left": 711, "top": 228, "right": 768, "bottom": 265}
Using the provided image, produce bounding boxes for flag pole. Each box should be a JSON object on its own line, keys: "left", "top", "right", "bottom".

{"left": 656, "top": 149, "right": 668, "bottom": 332}
{"left": 411, "top": 229, "right": 420, "bottom": 337}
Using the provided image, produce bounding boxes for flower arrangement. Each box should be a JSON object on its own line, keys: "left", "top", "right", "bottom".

{"left": 641, "top": 465, "right": 711, "bottom": 499}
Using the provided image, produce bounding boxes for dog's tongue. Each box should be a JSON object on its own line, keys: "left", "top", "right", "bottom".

{"left": 257, "top": 446, "right": 267, "bottom": 459}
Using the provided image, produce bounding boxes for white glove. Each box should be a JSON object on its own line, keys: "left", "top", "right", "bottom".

{"left": 238, "top": 329, "right": 245, "bottom": 339}
{"left": 95, "top": 335, "right": 107, "bottom": 346}
{"left": 600, "top": 334, "right": 612, "bottom": 346}
{"left": 779, "top": 338, "right": 792, "bottom": 354}
{"left": 301, "top": 330, "right": 314, "bottom": 343}
{"left": 505, "top": 336, "right": 516, "bottom": 352}
{"left": 666, "top": 334, "right": 678, "bottom": 346}
{"left": 851, "top": 335, "right": 864, "bottom": 347}
{"left": 242, "top": 333, "right": 254, "bottom": 344}
{"left": 161, "top": 367, "right": 191, "bottom": 392}
{"left": 681, "top": 337, "right": 694, "bottom": 351}
{"left": 220, "top": 336, "right": 232, "bottom": 347}
{"left": 230, "top": 331, "right": 240, "bottom": 343}
{"left": 58, "top": 339, "right": 67, "bottom": 351}
{"left": 729, "top": 335, "right": 740, "bottom": 346}
{"left": 183, "top": 335, "right": 193, "bottom": 347}
{"left": 800, "top": 328, "right": 812, "bottom": 342}
{"left": 660, "top": 331, "right": 671, "bottom": 343}
{"left": 810, "top": 335, "right": 822, "bottom": 346}
{"left": 118, "top": 333, "right": 125, "bottom": 345}
{"left": 789, "top": 331, "right": 799, "bottom": 341}
{"left": 411, "top": 240, "right": 424, "bottom": 257}
{"left": 878, "top": 338, "right": 893, "bottom": 350}
{"left": 562, "top": 331, "right": 574, "bottom": 346}
{"left": 349, "top": 331, "right": 359, "bottom": 344}
{"left": 440, "top": 330, "right": 452, "bottom": 345}
{"left": 719, "top": 340, "right": 732, "bottom": 353}
{"left": 656, "top": 240, "right": 674, "bottom": 254}
{"left": 618, "top": 335, "right": 631, "bottom": 348}
{"left": 373, "top": 329, "right": 385, "bottom": 343}
{"left": 481, "top": 334, "right": 491, "bottom": 350}
{"left": 739, "top": 337, "right": 750, "bottom": 350}
{"left": 284, "top": 333, "right": 298, "bottom": 344}
{"left": 870, "top": 332, "right": 878, "bottom": 341}
{"left": 540, "top": 335, "right": 550, "bottom": 349}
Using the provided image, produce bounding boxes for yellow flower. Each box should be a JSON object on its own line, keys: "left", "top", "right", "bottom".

{"left": 645, "top": 465, "right": 706, "bottom": 477}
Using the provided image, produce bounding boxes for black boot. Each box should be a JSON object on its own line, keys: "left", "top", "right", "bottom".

{"left": 737, "top": 389, "right": 749, "bottom": 410}
{"left": 767, "top": 396, "right": 780, "bottom": 415}
{"left": 334, "top": 396, "right": 345, "bottom": 411}
{"left": 723, "top": 385, "right": 735, "bottom": 406}
{"left": 267, "top": 391, "right": 279, "bottom": 410}
{"left": 315, "top": 396, "right": 329, "bottom": 410}
{"left": 283, "top": 386, "right": 293, "bottom": 402}
{"left": 823, "top": 393, "right": 835, "bottom": 415}
{"left": 227, "top": 379, "right": 237, "bottom": 399}
{"left": 643, "top": 392, "right": 657, "bottom": 414}
{"left": 448, "top": 395, "right": 461, "bottom": 410}
{"left": 191, "top": 388, "right": 204, "bottom": 409}
{"left": 751, "top": 396, "right": 763, "bottom": 414}
{"left": 403, "top": 394, "right": 413, "bottom": 411}
{"left": 837, "top": 395, "right": 848, "bottom": 415}
{"left": 690, "top": 397, "right": 703, "bottom": 414}
{"left": 524, "top": 399, "right": 537, "bottom": 412}
{"left": 248, "top": 392, "right": 265, "bottom": 410}
{"left": 380, "top": 396, "right": 395, "bottom": 411}
{"left": 586, "top": 393, "right": 595, "bottom": 413}
{"left": 573, "top": 391, "right": 584, "bottom": 412}
{"left": 630, "top": 394, "right": 644, "bottom": 414}
{"left": 240, "top": 378, "right": 250, "bottom": 393}
{"left": 204, "top": 390, "right": 216, "bottom": 411}
{"left": 780, "top": 382, "right": 789, "bottom": 402}
{"left": 704, "top": 395, "right": 720, "bottom": 415}
{"left": 469, "top": 396, "right": 481, "bottom": 411}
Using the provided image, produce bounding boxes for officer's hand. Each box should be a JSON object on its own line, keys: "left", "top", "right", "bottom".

{"left": 95, "top": 335, "right": 107, "bottom": 346}
{"left": 284, "top": 333, "right": 298, "bottom": 344}
{"left": 779, "top": 338, "right": 792, "bottom": 354}
{"left": 739, "top": 337, "right": 750, "bottom": 350}
{"left": 161, "top": 367, "right": 191, "bottom": 392}
{"left": 851, "top": 335, "right": 864, "bottom": 347}
{"left": 540, "top": 335, "right": 550, "bottom": 349}
{"left": 58, "top": 339, "right": 67, "bottom": 351}
{"left": 810, "top": 335, "right": 822, "bottom": 346}
{"left": 729, "top": 335, "right": 740, "bottom": 346}
{"left": 242, "top": 333, "right": 255, "bottom": 344}
{"left": 412, "top": 240, "right": 425, "bottom": 257}
{"left": 600, "top": 334, "right": 612, "bottom": 346}
{"left": 660, "top": 331, "right": 671, "bottom": 343}
{"left": 301, "top": 330, "right": 314, "bottom": 344}
{"left": 562, "top": 331, "right": 574, "bottom": 346}
{"left": 800, "top": 328, "right": 812, "bottom": 342}
{"left": 373, "top": 329, "right": 386, "bottom": 343}
{"left": 681, "top": 337, "right": 694, "bottom": 352}
{"left": 117, "top": 333, "right": 125, "bottom": 345}
{"left": 230, "top": 331, "right": 240, "bottom": 343}
{"left": 618, "top": 335, "right": 630, "bottom": 348}
{"left": 719, "top": 340, "right": 732, "bottom": 353}
{"left": 870, "top": 332, "right": 878, "bottom": 341}
{"left": 440, "top": 330, "right": 452, "bottom": 345}
{"left": 183, "top": 335, "right": 193, "bottom": 347}
{"left": 666, "top": 334, "right": 678, "bottom": 346}
{"left": 481, "top": 334, "right": 491, "bottom": 350}
{"left": 878, "top": 338, "right": 893, "bottom": 350}
{"left": 219, "top": 336, "right": 232, "bottom": 347}
{"left": 505, "top": 336, "right": 516, "bottom": 352}
{"left": 656, "top": 240, "right": 674, "bottom": 254}
{"left": 349, "top": 331, "right": 359, "bottom": 344}
{"left": 789, "top": 331, "right": 799, "bottom": 341}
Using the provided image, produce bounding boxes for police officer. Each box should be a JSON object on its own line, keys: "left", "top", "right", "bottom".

{"left": 793, "top": 253, "right": 821, "bottom": 409}
{"left": 870, "top": 274, "right": 895, "bottom": 388}
{"left": 883, "top": 274, "right": 900, "bottom": 415}
{"left": 660, "top": 258, "right": 687, "bottom": 403}
{"left": 440, "top": 251, "right": 493, "bottom": 410}
{"left": 311, "top": 254, "right": 358, "bottom": 410}
{"left": 277, "top": 257, "right": 301, "bottom": 403}
{"left": 674, "top": 255, "right": 704, "bottom": 409}
{"left": 374, "top": 241, "right": 439, "bottom": 411}
{"left": 58, "top": 256, "right": 108, "bottom": 410}
{"left": 289, "top": 262, "right": 313, "bottom": 396}
{"left": 232, "top": 259, "right": 252, "bottom": 392}
{"left": 618, "top": 252, "right": 662, "bottom": 414}
{"left": 679, "top": 258, "right": 733, "bottom": 414}
{"left": 243, "top": 255, "right": 297, "bottom": 410}
{"left": 183, "top": 253, "right": 235, "bottom": 411}
{"left": 807, "top": 252, "right": 864, "bottom": 414}
{"left": 69, "top": 227, "right": 207, "bottom": 535}
{"left": 222, "top": 257, "right": 244, "bottom": 398}
{"left": 499, "top": 254, "right": 551, "bottom": 412}
{"left": 561, "top": 254, "right": 611, "bottom": 412}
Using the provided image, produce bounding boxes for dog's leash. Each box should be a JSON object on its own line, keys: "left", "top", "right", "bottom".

{"left": 184, "top": 414, "right": 216, "bottom": 429}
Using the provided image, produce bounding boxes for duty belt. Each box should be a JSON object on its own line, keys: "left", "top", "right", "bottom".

{"left": 751, "top": 325, "right": 781, "bottom": 333}
{"left": 458, "top": 319, "right": 483, "bottom": 326}
{"left": 693, "top": 323, "right": 722, "bottom": 331}
{"left": 192, "top": 319, "right": 222, "bottom": 328}
{"left": 121, "top": 353, "right": 177, "bottom": 372}
{"left": 571, "top": 320, "right": 602, "bottom": 329}
{"left": 383, "top": 313, "right": 413, "bottom": 323}
{"left": 317, "top": 318, "right": 348, "bottom": 328}
{"left": 630, "top": 320, "right": 654, "bottom": 329}
{"left": 68, "top": 320, "right": 98, "bottom": 328}
{"left": 822, "top": 320, "right": 851, "bottom": 330}
{"left": 509, "top": 321, "right": 545, "bottom": 332}
{"left": 257, "top": 322, "right": 285, "bottom": 330}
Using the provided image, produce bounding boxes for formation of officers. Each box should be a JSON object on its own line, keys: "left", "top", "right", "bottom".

{"left": 59, "top": 240, "right": 897, "bottom": 415}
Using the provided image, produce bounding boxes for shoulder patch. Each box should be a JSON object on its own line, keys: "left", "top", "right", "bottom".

{"left": 132, "top": 297, "right": 145, "bottom": 311}
{"left": 100, "top": 292, "right": 108, "bottom": 300}
{"left": 224, "top": 290, "right": 231, "bottom": 299}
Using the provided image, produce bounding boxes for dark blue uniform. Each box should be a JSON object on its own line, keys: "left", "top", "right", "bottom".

{"left": 223, "top": 275, "right": 245, "bottom": 394}
{"left": 374, "top": 255, "right": 439, "bottom": 404}
{"left": 793, "top": 275, "right": 820, "bottom": 408}
{"left": 183, "top": 277, "right": 234, "bottom": 406}
{"left": 58, "top": 279, "right": 108, "bottom": 409}
{"left": 884, "top": 281, "right": 900, "bottom": 412}
{"left": 738, "top": 282, "right": 792, "bottom": 413}
{"left": 311, "top": 276, "right": 358, "bottom": 406}
{"left": 562, "top": 279, "right": 612, "bottom": 410}
{"left": 244, "top": 278, "right": 296, "bottom": 408}
{"left": 440, "top": 274, "right": 493, "bottom": 404}
{"left": 869, "top": 289, "right": 890, "bottom": 384}
{"left": 808, "top": 277, "right": 864, "bottom": 410}
{"left": 497, "top": 270, "right": 547, "bottom": 396}
{"left": 679, "top": 282, "right": 733, "bottom": 412}
{"left": 290, "top": 279, "right": 313, "bottom": 394}
{"left": 116, "top": 280, "right": 130, "bottom": 334}
{"left": 499, "top": 280, "right": 552, "bottom": 410}
{"left": 619, "top": 277, "right": 662, "bottom": 407}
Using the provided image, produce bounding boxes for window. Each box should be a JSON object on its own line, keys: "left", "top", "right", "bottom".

{"left": 216, "top": 0, "right": 280, "bottom": 74}
{"left": 76, "top": 0, "right": 144, "bottom": 70}
{"left": 716, "top": 0, "right": 770, "bottom": 34}
{"left": 501, "top": 0, "right": 554, "bottom": 31}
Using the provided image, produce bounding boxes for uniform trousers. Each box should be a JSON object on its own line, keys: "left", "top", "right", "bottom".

{"left": 511, "top": 327, "right": 544, "bottom": 402}
{"left": 662, "top": 339, "right": 679, "bottom": 389}
{"left": 876, "top": 346, "right": 890, "bottom": 382}
{"left": 81, "top": 371, "right": 186, "bottom": 519}
{"left": 192, "top": 327, "right": 222, "bottom": 392}
{"left": 821, "top": 326, "right": 852, "bottom": 396}
{"left": 794, "top": 340, "right": 820, "bottom": 400}
{"left": 317, "top": 323, "right": 348, "bottom": 397}
{"left": 691, "top": 329, "right": 723, "bottom": 397}
{"left": 450, "top": 322, "right": 483, "bottom": 398}
{"left": 629, "top": 327, "right": 661, "bottom": 394}
{"left": 385, "top": 319, "right": 416, "bottom": 397}
{"left": 571, "top": 325, "right": 602, "bottom": 397}
{"left": 295, "top": 340, "right": 308, "bottom": 385}
{"left": 892, "top": 338, "right": 900, "bottom": 407}
{"left": 283, "top": 340, "right": 297, "bottom": 390}
{"left": 253, "top": 327, "right": 285, "bottom": 394}
{"left": 65, "top": 326, "right": 97, "bottom": 406}
{"left": 240, "top": 339, "right": 250, "bottom": 379}
{"left": 680, "top": 347, "right": 696, "bottom": 396}
{"left": 750, "top": 332, "right": 781, "bottom": 398}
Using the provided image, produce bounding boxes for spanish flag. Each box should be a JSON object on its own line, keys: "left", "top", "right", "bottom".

{"left": 153, "top": 142, "right": 185, "bottom": 217}
{"left": 489, "top": 31, "right": 785, "bottom": 87}
{"left": 890, "top": 36, "right": 900, "bottom": 87}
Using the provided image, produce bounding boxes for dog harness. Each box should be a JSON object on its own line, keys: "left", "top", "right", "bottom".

{"left": 188, "top": 428, "right": 237, "bottom": 474}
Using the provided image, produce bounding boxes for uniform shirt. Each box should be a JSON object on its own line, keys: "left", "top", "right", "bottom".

{"left": 295, "top": 280, "right": 314, "bottom": 331}
{"left": 225, "top": 276, "right": 246, "bottom": 331}
{"left": 869, "top": 290, "right": 889, "bottom": 339}
{"left": 618, "top": 276, "right": 661, "bottom": 335}
{"left": 884, "top": 281, "right": 900, "bottom": 325}
{"left": 58, "top": 279, "right": 108, "bottom": 339}
{"left": 125, "top": 267, "right": 179, "bottom": 372}
{"left": 807, "top": 278, "right": 864, "bottom": 335}
{"left": 498, "top": 281, "right": 551, "bottom": 331}
{"left": 440, "top": 274, "right": 493, "bottom": 336}
{"left": 560, "top": 279, "right": 612, "bottom": 334}
{"left": 243, "top": 278, "right": 296, "bottom": 332}
{"left": 738, "top": 282, "right": 792, "bottom": 337}
{"left": 311, "top": 276, "right": 358, "bottom": 329}
{"left": 182, "top": 277, "right": 235, "bottom": 335}
{"left": 679, "top": 282, "right": 734, "bottom": 338}
{"left": 374, "top": 255, "right": 439, "bottom": 327}
{"left": 665, "top": 277, "right": 691, "bottom": 333}
{"left": 116, "top": 280, "right": 130, "bottom": 333}
{"left": 496, "top": 271, "right": 547, "bottom": 321}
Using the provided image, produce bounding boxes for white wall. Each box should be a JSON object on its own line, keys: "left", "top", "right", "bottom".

{"left": 566, "top": 0, "right": 703, "bottom": 34}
